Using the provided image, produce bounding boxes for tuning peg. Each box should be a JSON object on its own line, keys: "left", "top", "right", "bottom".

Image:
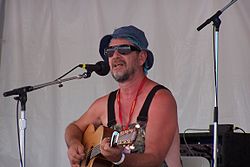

{"left": 129, "top": 144, "right": 135, "bottom": 150}
{"left": 135, "top": 123, "right": 140, "bottom": 129}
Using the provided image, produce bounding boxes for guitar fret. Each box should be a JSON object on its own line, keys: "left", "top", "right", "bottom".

{"left": 90, "top": 145, "right": 101, "bottom": 159}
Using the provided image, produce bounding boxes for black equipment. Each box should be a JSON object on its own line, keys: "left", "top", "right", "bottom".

{"left": 180, "top": 125, "right": 250, "bottom": 167}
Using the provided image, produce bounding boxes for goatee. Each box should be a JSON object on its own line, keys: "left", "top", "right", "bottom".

{"left": 111, "top": 68, "right": 135, "bottom": 83}
{"left": 112, "top": 72, "right": 130, "bottom": 83}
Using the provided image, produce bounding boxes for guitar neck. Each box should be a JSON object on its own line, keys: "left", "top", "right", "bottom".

{"left": 87, "top": 145, "right": 101, "bottom": 161}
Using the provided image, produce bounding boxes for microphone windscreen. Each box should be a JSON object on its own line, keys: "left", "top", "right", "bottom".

{"left": 95, "top": 61, "right": 110, "bottom": 76}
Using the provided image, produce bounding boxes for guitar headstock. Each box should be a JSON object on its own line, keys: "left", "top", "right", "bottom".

{"left": 110, "top": 126, "right": 138, "bottom": 148}
{"left": 118, "top": 128, "right": 138, "bottom": 145}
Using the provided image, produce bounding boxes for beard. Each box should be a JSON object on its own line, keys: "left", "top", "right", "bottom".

{"left": 111, "top": 65, "right": 135, "bottom": 83}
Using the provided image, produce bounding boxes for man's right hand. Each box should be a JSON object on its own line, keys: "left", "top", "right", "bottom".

{"left": 67, "top": 143, "right": 85, "bottom": 167}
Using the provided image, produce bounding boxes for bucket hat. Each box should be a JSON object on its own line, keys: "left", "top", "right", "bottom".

{"left": 99, "top": 25, "right": 154, "bottom": 70}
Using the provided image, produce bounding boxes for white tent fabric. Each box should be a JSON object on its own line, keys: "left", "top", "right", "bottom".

{"left": 0, "top": 0, "right": 250, "bottom": 167}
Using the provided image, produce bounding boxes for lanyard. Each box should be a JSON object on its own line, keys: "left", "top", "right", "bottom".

{"left": 117, "top": 76, "right": 147, "bottom": 130}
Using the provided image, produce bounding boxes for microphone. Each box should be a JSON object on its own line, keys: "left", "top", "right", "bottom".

{"left": 79, "top": 61, "right": 110, "bottom": 76}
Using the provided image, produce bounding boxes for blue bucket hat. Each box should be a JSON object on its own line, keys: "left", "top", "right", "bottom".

{"left": 99, "top": 25, "right": 154, "bottom": 70}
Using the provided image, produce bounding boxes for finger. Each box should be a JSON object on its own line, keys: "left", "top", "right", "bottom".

{"left": 72, "top": 164, "right": 80, "bottom": 167}
{"left": 69, "top": 155, "right": 80, "bottom": 163}
{"left": 100, "top": 138, "right": 108, "bottom": 147}
{"left": 73, "top": 152, "right": 84, "bottom": 160}
{"left": 70, "top": 157, "right": 82, "bottom": 166}
{"left": 68, "top": 150, "right": 83, "bottom": 163}
{"left": 104, "top": 142, "right": 111, "bottom": 150}
{"left": 77, "top": 145, "right": 85, "bottom": 157}
{"left": 102, "top": 137, "right": 111, "bottom": 143}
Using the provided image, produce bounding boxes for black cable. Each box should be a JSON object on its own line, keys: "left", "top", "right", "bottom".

{"left": 234, "top": 126, "right": 246, "bottom": 133}
{"left": 55, "top": 64, "right": 81, "bottom": 80}
{"left": 183, "top": 128, "right": 210, "bottom": 156}
{"left": 16, "top": 99, "right": 23, "bottom": 167}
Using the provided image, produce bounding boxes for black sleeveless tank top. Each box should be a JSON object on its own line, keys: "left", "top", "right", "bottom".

{"left": 107, "top": 85, "right": 170, "bottom": 167}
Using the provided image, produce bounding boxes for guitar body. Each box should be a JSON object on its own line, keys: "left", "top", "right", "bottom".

{"left": 81, "top": 124, "right": 137, "bottom": 167}
{"left": 83, "top": 157, "right": 114, "bottom": 167}
{"left": 81, "top": 124, "right": 114, "bottom": 167}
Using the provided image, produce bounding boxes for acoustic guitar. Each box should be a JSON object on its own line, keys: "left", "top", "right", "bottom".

{"left": 81, "top": 124, "right": 138, "bottom": 167}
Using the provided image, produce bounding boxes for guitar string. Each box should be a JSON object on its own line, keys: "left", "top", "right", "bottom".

{"left": 87, "top": 145, "right": 101, "bottom": 160}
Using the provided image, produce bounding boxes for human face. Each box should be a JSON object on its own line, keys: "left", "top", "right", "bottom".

{"left": 107, "top": 38, "right": 142, "bottom": 83}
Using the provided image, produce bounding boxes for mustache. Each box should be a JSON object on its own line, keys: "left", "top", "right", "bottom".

{"left": 111, "top": 58, "right": 126, "bottom": 68}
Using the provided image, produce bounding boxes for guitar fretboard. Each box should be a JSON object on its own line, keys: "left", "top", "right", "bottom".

{"left": 87, "top": 145, "right": 101, "bottom": 161}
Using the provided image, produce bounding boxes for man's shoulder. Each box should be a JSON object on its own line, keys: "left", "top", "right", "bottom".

{"left": 146, "top": 82, "right": 176, "bottom": 105}
{"left": 94, "top": 94, "right": 109, "bottom": 104}
{"left": 147, "top": 81, "right": 172, "bottom": 96}
{"left": 92, "top": 90, "right": 119, "bottom": 108}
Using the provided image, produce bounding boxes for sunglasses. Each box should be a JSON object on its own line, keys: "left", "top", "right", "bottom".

{"left": 104, "top": 44, "right": 141, "bottom": 58}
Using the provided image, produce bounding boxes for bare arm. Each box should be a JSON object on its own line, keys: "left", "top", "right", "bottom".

{"left": 65, "top": 123, "right": 84, "bottom": 148}
{"left": 65, "top": 123, "right": 85, "bottom": 167}
{"left": 65, "top": 96, "right": 108, "bottom": 167}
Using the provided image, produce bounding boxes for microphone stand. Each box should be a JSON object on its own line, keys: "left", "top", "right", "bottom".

{"left": 197, "top": 1, "right": 238, "bottom": 167}
{"left": 3, "top": 71, "right": 92, "bottom": 167}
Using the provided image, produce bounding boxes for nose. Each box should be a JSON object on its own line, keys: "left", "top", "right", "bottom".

{"left": 111, "top": 50, "right": 122, "bottom": 58}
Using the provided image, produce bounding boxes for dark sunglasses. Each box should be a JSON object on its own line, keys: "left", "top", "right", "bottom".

{"left": 104, "top": 44, "right": 141, "bottom": 58}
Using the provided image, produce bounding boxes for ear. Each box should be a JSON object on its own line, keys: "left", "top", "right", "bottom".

{"left": 138, "top": 50, "right": 147, "bottom": 66}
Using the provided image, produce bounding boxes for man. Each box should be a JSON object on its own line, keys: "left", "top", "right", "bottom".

{"left": 65, "top": 25, "right": 181, "bottom": 167}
